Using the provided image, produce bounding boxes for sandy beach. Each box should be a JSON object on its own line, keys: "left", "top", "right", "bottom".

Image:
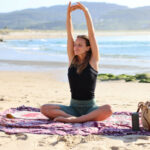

{"left": 0, "top": 30, "right": 150, "bottom": 149}
{"left": 0, "top": 70, "right": 150, "bottom": 150}
{"left": 1, "top": 29, "right": 150, "bottom": 40}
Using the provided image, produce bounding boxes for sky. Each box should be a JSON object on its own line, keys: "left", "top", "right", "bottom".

{"left": 1, "top": 0, "right": 150, "bottom": 13}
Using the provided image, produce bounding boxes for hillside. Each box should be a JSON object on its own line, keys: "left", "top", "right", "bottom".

{"left": 0, "top": 2, "right": 150, "bottom": 30}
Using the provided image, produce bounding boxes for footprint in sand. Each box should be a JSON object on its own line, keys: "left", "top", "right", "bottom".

{"left": 137, "top": 136, "right": 149, "bottom": 140}
{"left": 0, "top": 98, "right": 5, "bottom": 101}
{"left": 0, "top": 135, "right": 11, "bottom": 139}
{"left": 136, "top": 143, "right": 150, "bottom": 146}
{"left": 38, "top": 136, "right": 57, "bottom": 147}
{"left": 111, "top": 146, "right": 119, "bottom": 150}
{"left": 15, "top": 133, "right": 28, "bottom": 140}
{"left": 38, "top": 141, "right": 45, "bottom": 146}
{"left": 125, "top": 136, "right": 149, "bottom": 142}
{"left": 0, "top": 97, "right": 10, "bottom": 102}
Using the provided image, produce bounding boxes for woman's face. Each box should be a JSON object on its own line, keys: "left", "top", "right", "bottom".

{"left": 74, "top": 38, "right": 90, "bottom": 56}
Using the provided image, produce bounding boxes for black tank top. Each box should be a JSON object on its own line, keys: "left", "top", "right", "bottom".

{"left": 68, "top": 63, "right": 98, "bottom": 100}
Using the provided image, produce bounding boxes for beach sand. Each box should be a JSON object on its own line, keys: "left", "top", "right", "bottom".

{"left": 1, "top": 29, "right": 150, "bottom": 40}
{"left": 0, "top": 70, "right": 150, "bottom": 150}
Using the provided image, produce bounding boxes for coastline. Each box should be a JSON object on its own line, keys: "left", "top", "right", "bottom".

{"left": 1, "top": 29, "right": 150, "bottom": 40}
{"left": 1, "top": 29, "right": 150, "bottom": 76}
{"left": 0, "top": 59, "right": 68, "bottom": 68}
{"left": 0, "top": 59, "right": 149, "bottom": 75}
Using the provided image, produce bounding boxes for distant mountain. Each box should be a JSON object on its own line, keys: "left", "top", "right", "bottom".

{"left": 0, "top": 2, "right": 150, "bottom": 30}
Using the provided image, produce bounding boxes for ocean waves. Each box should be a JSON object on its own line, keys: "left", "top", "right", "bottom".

{"left": 0, "top": 35, "right": 150, "bottom": 74}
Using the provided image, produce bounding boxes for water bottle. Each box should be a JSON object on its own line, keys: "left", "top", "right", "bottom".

{"left": 132, "top": 112, "right": 140, "bottom": 131}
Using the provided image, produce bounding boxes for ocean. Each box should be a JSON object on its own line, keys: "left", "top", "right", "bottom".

{"left": 0, "top": 35, "right": 150, "bottom": 75}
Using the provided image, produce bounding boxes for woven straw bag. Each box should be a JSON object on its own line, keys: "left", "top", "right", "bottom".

{"left": 138, "top": 101, "right": 150, "bottom": 131}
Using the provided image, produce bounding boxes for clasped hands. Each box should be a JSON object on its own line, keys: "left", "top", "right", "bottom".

{"left": 67, "top": 1, "right": 88, "bottom": 13}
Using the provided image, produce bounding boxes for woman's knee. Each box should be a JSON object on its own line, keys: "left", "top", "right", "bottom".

{"left": 40, "top": 104, "right": 48, "bottom": 114}
{"left": 40, "top": 104, "right": 60, "bottom": 114}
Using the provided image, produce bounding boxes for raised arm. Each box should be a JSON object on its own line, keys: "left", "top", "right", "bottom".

{"left": 66, "top": 2, "right": 75, "bottom": 65}
{"left": 77, "top": 2, "right": 99, "bottom": 62}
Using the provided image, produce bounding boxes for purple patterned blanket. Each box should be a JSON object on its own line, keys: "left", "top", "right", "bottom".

{"left": 0, "top": 105, "right": 149, "bottom": 136}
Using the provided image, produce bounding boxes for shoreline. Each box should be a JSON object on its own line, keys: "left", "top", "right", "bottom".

{"left": 1, "top": 29, "right": 150, "bottom": 40}
{"left": 0, "top": 59, "right": 68, "bottom": 68}
{"left": 0, "top": 59, "right": 150, "bottom": 77}
{"left": 0, "top": 59, "right": 150, "bottom": 83}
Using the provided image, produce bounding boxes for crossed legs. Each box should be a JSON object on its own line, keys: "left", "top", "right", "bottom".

{"left": 40, "top": 104, "right": 113, "bottom": 123}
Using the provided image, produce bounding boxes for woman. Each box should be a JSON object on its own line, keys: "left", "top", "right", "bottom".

{"left": 40, "top": 2, "right": 112, "bottom": 123}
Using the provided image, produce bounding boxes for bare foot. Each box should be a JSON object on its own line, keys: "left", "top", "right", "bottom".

{"left": 54, "top": 116, "right": 77, "bottom": 123}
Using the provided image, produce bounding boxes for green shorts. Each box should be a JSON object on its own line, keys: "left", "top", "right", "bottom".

{"left": 59, "top": 98, "right": 99, "bottom": 117}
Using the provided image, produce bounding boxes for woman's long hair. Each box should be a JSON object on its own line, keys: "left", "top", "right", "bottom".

{"left": 71, "top": 35, "right": 92, "bottom": 74}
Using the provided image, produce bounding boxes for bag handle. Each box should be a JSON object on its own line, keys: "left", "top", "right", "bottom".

{"left": 137, "top": 102, "right": 144, "bottom": 112}
{"left": 138, "top": 101, "right": 150, "bottom": 112}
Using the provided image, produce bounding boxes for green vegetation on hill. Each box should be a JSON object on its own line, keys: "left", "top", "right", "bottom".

{"left": 0, "top": 2, "right": 150, "bottom": 30}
